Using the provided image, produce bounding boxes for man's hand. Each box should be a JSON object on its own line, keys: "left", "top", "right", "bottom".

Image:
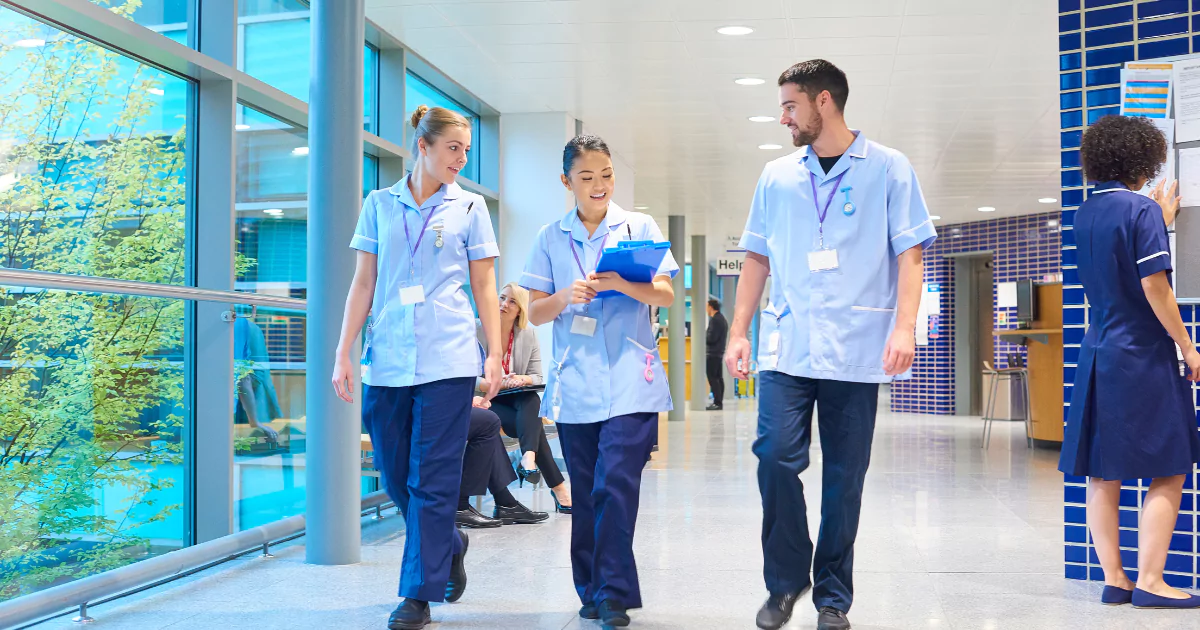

{"left": 883, "top": 328, "right": 915, "bottom": 376}
{"left": 725, "top": 335, "right": 752, "bottom": 379}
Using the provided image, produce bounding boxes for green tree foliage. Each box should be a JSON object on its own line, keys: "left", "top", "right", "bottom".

{"left": 0, "top": 0, "right": 191, "bottom": 600}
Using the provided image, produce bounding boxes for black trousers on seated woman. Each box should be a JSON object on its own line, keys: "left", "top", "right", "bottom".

{"left": 489, "top": 389, "right": 565, "bottom": 487}
{"left": 461, "top": 407, "right": 519, "bottom": 503}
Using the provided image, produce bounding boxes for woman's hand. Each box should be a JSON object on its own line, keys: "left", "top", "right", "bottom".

{"left": 1184, "top": 345, "right": 1200, "bottom": 382}
{"left": 501, "top": 374, "right": 532, "bottom": 389}
{"left": 587, "top": 271, "right": 628, "bottom": 296}
{"left": 559, "top": 279, "right": 596, "bottom": 306}
{"left": 1151, "top": 179, "right": 1181, "bottom": 226}
{"left": 332, "top": 353, "right": 355, "bottom": 403}
{"left": 472, "top": 396, "right": 491, "bottom": 409}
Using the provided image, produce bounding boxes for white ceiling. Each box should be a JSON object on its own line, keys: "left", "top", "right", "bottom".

{"left": 367, "top": 0, "right": 1062, "bottom": 242}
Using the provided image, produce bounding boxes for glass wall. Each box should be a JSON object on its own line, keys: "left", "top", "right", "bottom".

{"left": 91, "top": 0, "right": 191, "bottom": 46}
{"left": 405, "top": 71, "right": 481, "bottom": 182}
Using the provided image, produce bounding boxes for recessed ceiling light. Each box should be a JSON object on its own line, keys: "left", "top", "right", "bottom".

{"left": 717, "top": 26, "right": 754, "bottom": 36}
{"left": 292, "top": 147, "right": 309, "bottom": 156}
{"left": 748, "top": 116, "right": 775, "bottom": 123}
{"left": 929, "top": 215, "right": 942, "bottom": 221}
{"left": 146, "top": 87, "right": 165, "bottom": 96}
{"left": 735, "top": 78, "right": 765, "bottom": 86}
{"left": 759, "top": 144, "right": 783, "bottom": 150}
{"left": 15, "top": 38, "right": 45, "bottom": 48}
{"left": 236, "top": 124, "right": 250, "bottom": 131}
{"left": 978, "top": 206, "right": 996, "bottom": 212}
{"left": 263, "top": 208, "right": 284, "bottom": 215}
{"left": 1048, "top": 219, "right": 1060, "bottom": 227}
{"left": 634, "top": 205, "right": 649, "bottom": 210}
{"left": 1038, "top": 197, "right": 1057, "bottom": 204}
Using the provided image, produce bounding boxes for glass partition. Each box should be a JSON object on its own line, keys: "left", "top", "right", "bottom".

{"left": 90, "top": 0, "right": 191, "bottom": 46}
{"left": 405, "top": 71, "right": 481, "bottom": 182}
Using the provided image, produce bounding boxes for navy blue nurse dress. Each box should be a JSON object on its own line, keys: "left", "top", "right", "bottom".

{"left": 1059, "top": 181, "right": 1200, "bottom": 481}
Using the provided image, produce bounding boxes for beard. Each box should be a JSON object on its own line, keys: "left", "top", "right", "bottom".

{"left": 791, "top": 110, "right": 823, "bottom": 147}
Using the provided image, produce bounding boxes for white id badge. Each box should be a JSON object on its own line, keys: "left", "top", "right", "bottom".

{"left": 768, "top": 331, "right": 781, "bottom": 352}
{"left": 399, "top": 285, "right": 426, "bottom": 305}
{"left": 808, "top": 248, "right": 840, "bottom": 272}
{"left": 570, "top": 315, "right": 598, "bottom": 337}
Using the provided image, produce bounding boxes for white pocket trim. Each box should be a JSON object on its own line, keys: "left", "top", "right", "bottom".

{"left": 851, "top": 305, "right": 895, "bottom": 313}
{"left": 626, "top": 337, "right": 655, "bottom": 353}
{"left": 433, "top": 299, "right": 474, "bottom": 315}
{"left": 368, "top": 304, "right": 390, "bottom": 331}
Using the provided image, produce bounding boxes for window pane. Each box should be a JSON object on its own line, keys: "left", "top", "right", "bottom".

{"left": 405, "top": 71, "right": 481, "bottom": 182}
{"left": 90, "top": 0, "right": 191, "bottom": 46}
{"left": 0, "top": 288, "right": 186, "bottom": 601}
{"left": 239, "top": 6, "right": 376, "bottom": 132}
{"left": 0, "top": 10, "right": 190, "bottom": 283}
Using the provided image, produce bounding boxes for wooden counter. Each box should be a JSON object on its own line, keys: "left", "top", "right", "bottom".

{"left": 658, "top": 336, "right": 691, "bottom": 400}
{"left": 993, "top": 283, "right": 1064, "bottom": 443}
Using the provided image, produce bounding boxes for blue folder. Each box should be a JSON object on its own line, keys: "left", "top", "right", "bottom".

{"left": 593, "top": 240, "right": 672, "bottom": 298}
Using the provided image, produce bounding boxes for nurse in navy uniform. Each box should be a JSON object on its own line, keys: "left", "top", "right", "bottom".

{"left": 1060, "top": 114, "right": 1200, "bottom": 610}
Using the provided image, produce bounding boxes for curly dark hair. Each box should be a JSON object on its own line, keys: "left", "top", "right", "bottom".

{"left": 1080, "top": 115, "right": 1167, "bottom": 185}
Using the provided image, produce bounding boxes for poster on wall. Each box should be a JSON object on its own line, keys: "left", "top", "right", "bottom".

{"left": 1173, "top": 59, "right": 1200, "bottom": 143}
{"left": 916, "top": 283, "right": 941, "bottom": 347}
{"left": 1121, "top": 66, "right": 1173, "bottom": 118}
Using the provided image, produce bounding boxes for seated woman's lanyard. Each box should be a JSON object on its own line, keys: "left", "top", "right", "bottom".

{"left": 502, "top": 328, "right": 515, "bottom": 376}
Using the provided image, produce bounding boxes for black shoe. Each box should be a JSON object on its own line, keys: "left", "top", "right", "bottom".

{"left": 551, "top": 491, "right": 572, "bottom": 515}
{"left": 517, "top": 465, "right": 542, "bottom": 487}
{"left": 598, "top": 600, "right": 630, "bottom": 627}
{"left": 706, "top": 403, "right": 723, "bottom": 411}
{"left": 445, "top": 530, "right": 468, "bottom": 603}
{"left": 579, "top": 603, "right": 598, "bottom": 619}
{"left": 456, "top": 505, "right": 502, "bottom": 529}
{"left": 817, "top": 606, "right": 851, "bottom": 630}
{"left": 494, "top": 501, "right": 549, "bottom": 525}
{"left": 388, "top": 599, "right": 430, "bottom": 630}
{"left": 756, "top": 587, "right": 808, "bottom": 630}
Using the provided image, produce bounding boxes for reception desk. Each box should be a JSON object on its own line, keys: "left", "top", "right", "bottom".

{"left": 993, "top": 283, "right": 1064, "bottom": 444}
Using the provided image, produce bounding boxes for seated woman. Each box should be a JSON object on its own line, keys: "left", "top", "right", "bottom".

{"left": 457, "top": 398, "right": 548, "bottom": 528}
{"left": 477, "top": 282, "right": 572, "bottom": 512}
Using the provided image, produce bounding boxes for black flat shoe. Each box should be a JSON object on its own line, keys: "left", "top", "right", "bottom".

{"left": 493, "top": 501, "right": 549, "bottom": 525}
{"left": 456, "top": 505, "right": 502, "bottom": 529}
{"left": 599, "top": 600, "right": 630, "bottom": 627}
{"left": 817, "top": 606, "right": 851, "bottom": 630}
{"left": 388, "top": 599, "right": 430, "bottom": 630}
{"left": 756, "top": 586, "right": 808, "bottom": 630}
{"left": 517, "top": 465, "right": 542, "bottom": 487}
{"left": 706, "top": 403, "right": 723, "bottom": 411}
{"left": 551, "top": 491, "right": 572, "bottom": 515}
{"left": 445, "top": 530, "right": 468, "bottom": 603}
{"left": 579, "top": 603, "right": 598, "bottom": 619}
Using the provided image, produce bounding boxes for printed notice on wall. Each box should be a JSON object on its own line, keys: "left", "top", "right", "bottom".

{"left": 1121, "top": 68, "right": 1172, "bottom": 118}
{"left": 1176, "top": 147, "right": 1200, "bottom": 206}
{"left": 1173, "top": 60, "right": 1200, "bottom": 143}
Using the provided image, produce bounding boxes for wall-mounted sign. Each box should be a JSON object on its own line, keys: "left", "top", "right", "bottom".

{"left": 716, "top": 253, "right": 744, "bottom": 276}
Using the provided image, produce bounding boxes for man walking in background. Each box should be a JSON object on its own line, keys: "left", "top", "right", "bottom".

{"left": 705, "top": 298, "right": 728, "bottom": 411}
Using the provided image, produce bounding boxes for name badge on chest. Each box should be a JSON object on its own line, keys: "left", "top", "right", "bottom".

{"left": 808, "top": 248, "right": 840, "bottom": 272}
{"left": 570, "top": 315, "right": 597, "bottom": 337}
{"left": 399, "top": 284, "right": 426, "bottom": 305}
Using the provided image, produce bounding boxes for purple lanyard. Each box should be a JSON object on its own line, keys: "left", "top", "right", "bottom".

{"left": 809, "top": 171, "right": 846, "bottom": 246}
{"left": 569, "top": 233, "right": 609, "bottom": 278}
{"left": 403, "top": 207, "right": 438, "bottom": 278}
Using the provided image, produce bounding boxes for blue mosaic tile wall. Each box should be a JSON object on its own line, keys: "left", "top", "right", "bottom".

{"left": 1059, "top": 0, "right": 1200, "bottom": 588}
{"left": 891, "top": 213, "right": 1062, "bottom": 415}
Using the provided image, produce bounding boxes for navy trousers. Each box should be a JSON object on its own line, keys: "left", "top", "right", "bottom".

{"left": 362, "top": 377, "right": 473, "bottom": 602}
{"left": 754, "top": 372, "right": 878, "bottom": 613}
{"left": 558, "top": 412, "right": 657, "bottom": 609}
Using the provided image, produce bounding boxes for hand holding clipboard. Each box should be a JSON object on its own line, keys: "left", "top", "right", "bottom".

{"left": 588, "top": 240, "right": 673, "bottom": 298}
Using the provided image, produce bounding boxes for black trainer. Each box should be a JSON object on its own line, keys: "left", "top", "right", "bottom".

{"left": 817, "top": 606, "right": 851, "bottom": 630}
{"left": 445, "top": 529, "right": 468, "bottom": 603}
{"left": 598, "top": 600, "right": 630, "bottom": 627}
{"left": 579, "top": 603, "right": 599, "bottom": 619}
{"left": 388, "top": 599, "right": 430, "bottom": 630}
{"left": 756, "top": 586, "right": 808, "bottom": 630}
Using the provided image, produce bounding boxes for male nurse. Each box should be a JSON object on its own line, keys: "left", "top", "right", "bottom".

{"left": 725, "top": 59, "right": 936, "bottom": 630}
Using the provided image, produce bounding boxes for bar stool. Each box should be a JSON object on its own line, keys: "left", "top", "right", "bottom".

{"left": 982, "top": 360, "right": 1033, "bottom": 449}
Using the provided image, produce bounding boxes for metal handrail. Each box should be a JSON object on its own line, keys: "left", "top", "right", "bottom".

{"left": 0, "top": 268, "right": 306, "bottom": 311}
{"left": 1, "top": 491, "right": 394, "bottom": 629}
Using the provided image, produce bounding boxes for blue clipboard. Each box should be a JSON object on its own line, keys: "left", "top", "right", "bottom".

{"left": 593, "top": 240, "right": 672, "bottom": 298}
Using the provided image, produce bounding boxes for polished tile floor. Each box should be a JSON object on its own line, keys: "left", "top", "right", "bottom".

{"left": 40, "top": 394, "right": 1200, "bottom": 629}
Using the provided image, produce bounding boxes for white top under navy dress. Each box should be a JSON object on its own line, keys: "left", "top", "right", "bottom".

{"left": 1058, "top": 181, "right": 1200, "bottom": 480}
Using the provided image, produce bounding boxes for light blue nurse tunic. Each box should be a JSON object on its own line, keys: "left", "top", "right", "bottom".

{"left": 520, "top": 203, "right": 679, "bottom": 424}
{"left": 351, "top": 175, "right": 499, "bottom": 387}
{"left": 740, "top": 131, "right": 937, "bottom": 383}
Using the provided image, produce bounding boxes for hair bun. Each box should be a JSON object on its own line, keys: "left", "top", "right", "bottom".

{"left": 410, "top": 105, "right": 430, "bottom": 129}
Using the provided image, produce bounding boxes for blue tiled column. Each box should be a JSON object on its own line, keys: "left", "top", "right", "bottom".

{"left": 1059, "top": 0, "right": 1200, "bottom": 589}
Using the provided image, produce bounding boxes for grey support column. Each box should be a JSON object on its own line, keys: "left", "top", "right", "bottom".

{"left": 667, "top": 216, "right": 687, "bottom": 421}
{"left": 190, "top": 0, "right": 238, "bottom": 545}
{"left": 306, "top": 0, "right": 365, "bottom": 566}
{"left": 689, "top": 235, "right": 707, "bottom": 410}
